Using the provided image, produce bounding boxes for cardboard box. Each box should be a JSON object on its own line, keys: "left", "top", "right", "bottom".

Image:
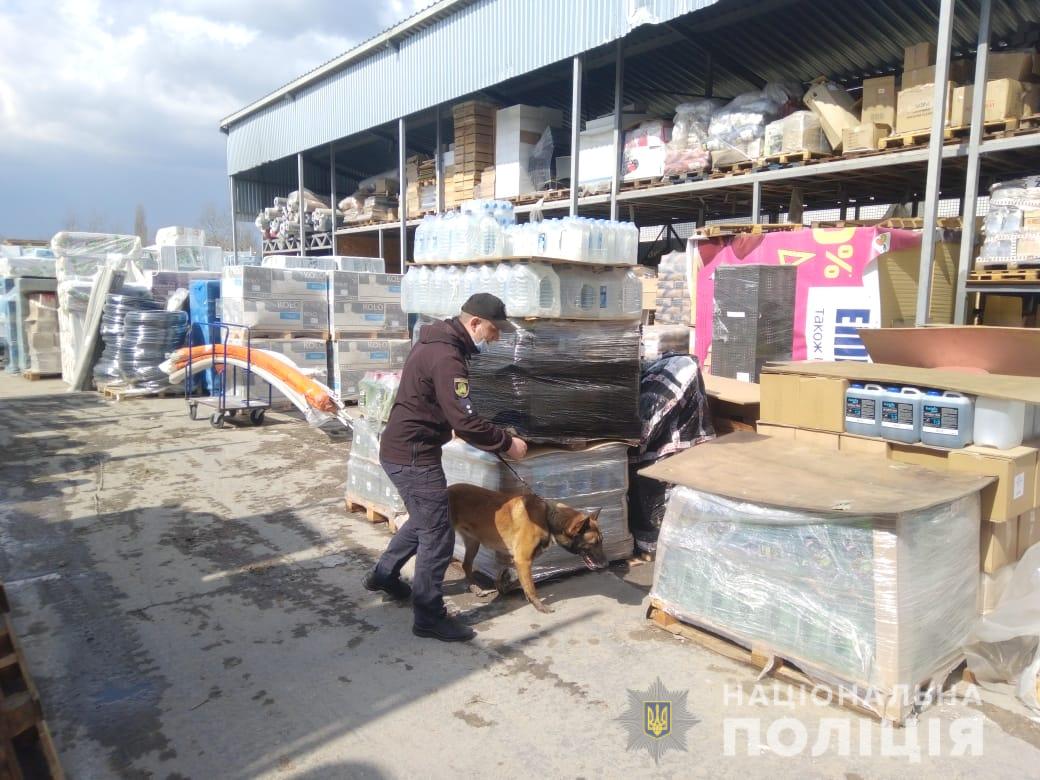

{"left": 903, "top": 60, "right": 973, "bottom": 89}
{"left": 794, "top": 428, "right": 841, "bottom": 450}
{"left": 1018, "top": 509, "right": 1039, "bottom": 556}
{"left": 1024, "top": 83, "right": 1040, "bottom": 117}
{"left": 876, "top": 239, "right": 960, "bottom": 327}
{"left": 759, "top": 372, "right": 848, "bottom": 433}
{"left": 220, "top": 298, "right": 329, "bottom": 333}
{"left": 948, "top": 445, "right": 1038, "bottom": 522}
{"left": 803, "top": 80, "right": 859, "bottom": 149}
{"left": 840, "top": 433, "right": 891, "bottom": 457}
{"left": 950, "top": 79, "right": 1027, "bottom": 126}
{"left": 889, "top": 443, "right": 950, "bottom": 472}
{"left": 896, "top": 82, "right": 953, "bottom": 133}
{"left": 981, "top": 517, "right": 1019, "bottom": 573}
{"left": 904, "top": 41, "right": 936, "bottom": 70}
{"left": 842, "top": 122, "right": 888, "bottom": 152}
{"left": 862, "top": 76, "right": 898, "bottom": 127}
{"left": 987, "top": 51, "right": 1040, "bottom": 82}
{"left": 332, "top": 339, "right": 411, "bottom": 399}
{"left": 329, "top": 271, "right": 402, "bottom": 303}
{"left": 979, "top": 565, "right": 1015, "bottom": 614}
{"left": 223, "top": 266, "right": 329, "bottom": 300}
{"left": 330, "top": 301, "right": 408, "bottom": 337}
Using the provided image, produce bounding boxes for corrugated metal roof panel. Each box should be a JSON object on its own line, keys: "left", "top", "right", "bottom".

{"left": 226, "top": 0, "right": 719, "bottom": 174}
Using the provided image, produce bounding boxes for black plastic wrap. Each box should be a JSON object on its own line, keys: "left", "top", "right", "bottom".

{"left": 627, "top": 354, "right": 715, "bottom": 552}
{"left": 469, "top": 319, "right": 641, "bottom": 441}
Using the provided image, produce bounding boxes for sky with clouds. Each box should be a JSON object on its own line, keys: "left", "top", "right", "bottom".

{"left": 0, "top": 0, "right": 428, "bottom": 241}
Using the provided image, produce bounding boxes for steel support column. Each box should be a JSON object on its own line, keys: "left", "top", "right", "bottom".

{"left": 954, "top": 0, "right": 992, "bottom": 324}
{"left": 569, "top": 55, "right": 583, "bottom": 217}
{"left": 435, "top": 105, "right": 444, "bottom": 214}
{"left": 751, "top": 180, "right": 762, "bottom": 223}
{"left": 398, "top": 117, "right": 408, "bottom": 266}
{"left": 329, "top": 145, "right": 337, "bottom": 253}
{"left": 610, "top": 41, "right": 624, "bottom": 222}
{"left": 229, "top": 175, "right": 238, "bottom": 262}
{"left": 297, "top": 153, "right": 306, "bottom": 256}
{"left": 915, "top": 0, "right": 956, "bottom": 326}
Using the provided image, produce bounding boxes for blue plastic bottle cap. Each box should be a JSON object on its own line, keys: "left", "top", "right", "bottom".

{"left": 925, "top": 389, "right": 942, "bottom": 396}
{"left": 850, "top": 382, "right": 864, "bottom": 389}
{"left": 885, "top": 386, "right": 901, "bottom": 393}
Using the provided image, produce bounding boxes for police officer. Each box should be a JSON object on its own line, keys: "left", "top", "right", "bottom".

{"left": 364, "top": 293, "right": 528, "bottom": 642}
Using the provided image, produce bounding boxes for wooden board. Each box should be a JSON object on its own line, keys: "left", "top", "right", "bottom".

{"left": 0, "top": 586, "right": 64, "bottom": 779}
{"left": 638, "top": 431, "right": 990, "bottom": 515}
{"left": 879, "top": 127, "right": 956, "bottom": 150}
{"left": 764, "top": 359, "right": 1040, "bottom": 403}
{"left": 759, "top": 149, "right": 834, "bottom": 166}
{"left": 101, "top": 383, "right": 182, "bottom": 401}
{"left": 20, "top": 372, "right": 59, "bottom": 382}
{"left": 973, "top": 261, "right": 1040, "bottom": 272}
{"left": 703, "top": 374, "right": 761, "bottom": 406}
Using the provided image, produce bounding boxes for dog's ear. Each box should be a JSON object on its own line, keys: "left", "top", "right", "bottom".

{"left": 588, "top": 508, "right": 602, "bottom": 525}
{"left": 564, "top": 510, "right": 589, "bottom": 537}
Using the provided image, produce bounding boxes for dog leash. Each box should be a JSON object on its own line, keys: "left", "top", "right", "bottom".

{"left": 495, "top": 451, "right": 537, "bottom": 496}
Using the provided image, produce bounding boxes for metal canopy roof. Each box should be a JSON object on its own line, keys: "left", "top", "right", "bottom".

{"left": 223, "top": 0, "right": 720, "bottom": 175}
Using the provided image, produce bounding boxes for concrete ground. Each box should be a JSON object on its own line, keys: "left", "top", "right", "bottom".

{"left": 1, "top": 373, "right": 1039, "bottom": 779}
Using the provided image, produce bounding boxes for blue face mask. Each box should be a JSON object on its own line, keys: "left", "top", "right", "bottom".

{"left": 474, "top": 338, "right": 487, "bottom": 353}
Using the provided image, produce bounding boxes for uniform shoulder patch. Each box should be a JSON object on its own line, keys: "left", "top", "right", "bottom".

{"left": 453, "top": 377, "right": 470, "bottom": 398}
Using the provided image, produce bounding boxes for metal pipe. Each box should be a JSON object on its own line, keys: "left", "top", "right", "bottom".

{"left": 751, "top": 180, "right": 762, "bottom": 223}
{"left": 954, "top": 0, "right": 992, "bottom": 325}
{"left": 569, "top": 55, "right": 583, "bottom": 217}
{"left": 398, "top": 117, "right": 408, "bottom": 266}
{"left": 378, "top": 228, "right": 385, "bottom": 259}
{"left": 297, "top": 153, "right": 306, "bottom": 256}
{"left": 610, "top": 40, "right": 624, "bottom": 222}
{"left": 229, "top": 175, "right": 238, "bottom": 262}
{"left": 435, "top": 104, "right": 444, "bottom": 214}
{"left": 915, "top": 0, "right": 956, "bottom": 326}
{"left": 329, "top": 145, "right": 337, "bottom": 253}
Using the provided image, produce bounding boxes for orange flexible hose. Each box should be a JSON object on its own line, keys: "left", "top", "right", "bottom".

{"left": 168, "top": 345, "right": 339, "bottom": 413}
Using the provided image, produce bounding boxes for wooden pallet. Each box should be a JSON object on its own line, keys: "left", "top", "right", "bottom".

{"left": 0, "top": 586, "right": 64, "bottom": 779}
{"left": 225, "top": 328, "right": 331, "bottom": 343}
{"left": 948, "top": 116, "right": 1028, "bottom": 138}
{"left": 972, "top": 264, "right": 1040, "bottom": 277}
{"left": 621, "top": 176, "right": 665, "bottom": 191}
{"left": 699, "top": 222, "right": 802, "bottom": 238}
{"left": 710, "top": 159, "right": 758, "bottom": 176}
{"left": 647, "top": 600, "right": 951, "bottom": 725}
{"left": 879, "top": 126, "right": 957, "bottom": 150}
{"left": 759, "top": 149, "right": 833, "bottom": 167}
{"left": 20, "top": 372, "right": 59, "bottom": 382}
{"left": 344, "top": 493, "right": 405, "bottom": 525}
{"left": 511, "top": 188, "right": 570, "bottom": 206}
{"left": 811, "top": 217, "right": 962, "bottom": 230}
{"left": 100, "top": 383, "right": 182, "bottom": 401}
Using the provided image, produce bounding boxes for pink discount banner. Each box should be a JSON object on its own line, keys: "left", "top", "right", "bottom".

{"left": 693, "top": 227, "right": 922, "bottom": 369}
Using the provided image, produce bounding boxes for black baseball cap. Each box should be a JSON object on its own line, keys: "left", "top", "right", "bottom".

{"left": 461, "top": 293, "right": 516, "bottom": 332}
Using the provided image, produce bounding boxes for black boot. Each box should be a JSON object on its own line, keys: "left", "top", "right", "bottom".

{"left": 364, "top": 570, "right": 412, "bottom": 601}
{"left": 412, "top": 613, "right": 476, "bottom": 642}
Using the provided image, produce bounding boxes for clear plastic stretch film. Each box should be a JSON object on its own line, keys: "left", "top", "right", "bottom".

{"left": 442, "top": 439, "right": 633, "bottom": 583}
{"left": 468, "top": 319, "right": 641, "bottom": 441}
{"left": 117, "top": 310, "right": 188, "bottom": 390}
{"left": 345, "top": 417, "right": 405, "bottom": 513}
{"left": 978, "top": 175, "right": 1040, "bottom": 266}
{"left": 93, "top": 292, "right": 161, "bottom": 385}
{"left": 50, "top": 232, "right": 142, "bottom": 282}
{"left": 965, "top": 542, "right": 1040, "bottom": 717}
{"left": 651, "top": 487, "right": 980, "bottom": 713}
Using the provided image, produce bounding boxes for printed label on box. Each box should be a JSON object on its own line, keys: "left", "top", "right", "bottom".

{"left": 1015, "top": 472, "right": 1025, "bottom": 500}
{"left": 881, "top": 400, "right": 914, "bottom": 429}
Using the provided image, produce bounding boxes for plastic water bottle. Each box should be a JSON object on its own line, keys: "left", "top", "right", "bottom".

{"left": 508, "top": 263, "right": 561, "bottom": 317}
{"left": 492, "top": 263, "right": 512, "bottom": 300}
{"left": 974, "top": 397, "right": 1027, "bottom": 449}
{"left": 879, "top": 386, "right": 923, "bottom": 444}
{"left": 445, "top": 265, "right": 464, "bottom": 313}
{"left": 462, "top": 265, "right": 482, "bottom": 299}
{"left": 430, "top": 267, "right": 449, "bottom": 315}
{"left": 478, "top": 210, "right": 502, "bottom": 258}
{"left": 414, "top": 265, "right": 433, "bottom": 314}
{"left": 477, "top": 264, "right": 496, "bottom": 297}
{"left": 401, "top": 266, "right": 419, "bottom": 313}
{"left": 414, "top": 216, "right": 431, "bottom": 261}
{"left": 559, "top": 266, "right": 597, "bottom": 318}
{"left": 621, "top": 269, "right": 642, "bottom": 317}
{"left": 844, "top": 383, "right": 884, "bottom": 437}
{"left": 920, "top": 390, "right": 974, "bottom": 448}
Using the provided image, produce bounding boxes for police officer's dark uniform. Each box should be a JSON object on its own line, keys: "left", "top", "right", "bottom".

{"left": 364, "top": 294, "right": 517, "bottom": 642}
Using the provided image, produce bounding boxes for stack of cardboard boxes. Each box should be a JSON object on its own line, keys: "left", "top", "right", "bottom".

{"left": 451, "top": 101, "right": 496, "bottom": 207}
{"left": 24, "top": 293, "right": 61, "bottom": 376}
{"left": 844, "top": 44, "right": 1039, "bottom": 152}
{"left": 757, "top": 361, "right": 1040, "bottom": 616}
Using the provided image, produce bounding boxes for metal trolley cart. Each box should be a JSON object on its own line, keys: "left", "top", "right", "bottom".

{"left": 186, "top": 322, "right": 272, "bottom": 428}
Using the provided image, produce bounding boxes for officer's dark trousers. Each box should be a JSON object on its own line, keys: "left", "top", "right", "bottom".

{"left": 374, "top": 460, "right": 453, "bottom": 627}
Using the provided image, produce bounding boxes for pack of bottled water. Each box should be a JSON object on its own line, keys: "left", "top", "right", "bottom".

{"left": 345, "top": 417, "right": 405, "bottom": 514}
{"left": 401, "top": 262, "right": 642, "bottom": 319}
{"left": 412, "top": 199, "right": 639, "bottom": 266}
{"left": 443, "top": 440, "right": 634, "bottom": 582}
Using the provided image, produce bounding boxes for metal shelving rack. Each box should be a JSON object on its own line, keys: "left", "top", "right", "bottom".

{"left": 237, "top": 0, "right": 1039, "bottom": 320}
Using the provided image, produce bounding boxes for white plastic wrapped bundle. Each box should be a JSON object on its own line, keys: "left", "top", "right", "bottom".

{"left": 0, "top": 254, "right": 57, "bottom": 278}
{"left": 664, "top": 99, "right": 723, "bottom": 175}
{"left": 651, "top": 486, "right": 980, "bottom": 718}
{"left": 762, "top": 111, "right": 832, "bottom": 157}
{"left": 155, "top": 226, "right": 205, "bottom": 247}
{"left": 654, "top": 250, "right": 694, "bottom": 326}
{"left": 977, "top": 175, "right": 1040, "bottom": 268}
{"left": 443, "top": 440, "right": 633, "bottom": 582}
{"left": 345, "top": 417, "right": 404, "bottom": 514}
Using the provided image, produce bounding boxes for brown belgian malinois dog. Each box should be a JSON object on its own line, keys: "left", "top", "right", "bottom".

{"left": 447, "top": 483, "right": 608, "bottom": 613}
